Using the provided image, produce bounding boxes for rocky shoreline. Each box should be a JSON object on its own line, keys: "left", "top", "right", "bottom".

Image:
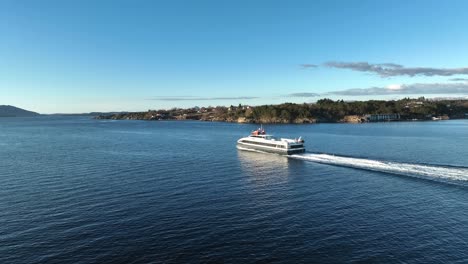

{"left": 95, "top": 111, "right": 320, "bottom": 123}
{"left": 94, "top": 111, "right": 453, "bottom": 124}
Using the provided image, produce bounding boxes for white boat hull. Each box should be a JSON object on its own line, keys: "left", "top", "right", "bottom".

{"left": 236, "top": 141, "right": 305, "bottom": 155}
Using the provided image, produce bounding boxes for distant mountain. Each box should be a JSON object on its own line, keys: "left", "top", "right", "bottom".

{"left": 0, "top": 105, "right": 40, "bottom": 117}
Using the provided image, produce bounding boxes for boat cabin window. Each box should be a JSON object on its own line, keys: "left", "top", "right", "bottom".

{"left": 250, "top": 135, "right": 277, "bottom": 140}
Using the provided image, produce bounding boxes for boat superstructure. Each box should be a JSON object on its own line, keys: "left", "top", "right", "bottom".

{"left": 237, "top": 126, "right": 305, "bottom": 155}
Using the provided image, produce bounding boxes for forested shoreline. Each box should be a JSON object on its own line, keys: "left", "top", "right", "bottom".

{"left": 96, "top": 98, "right": 468, "bottom": 123}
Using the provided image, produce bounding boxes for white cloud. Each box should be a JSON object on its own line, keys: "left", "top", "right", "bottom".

{"left": 386, "top": 84, "right": 402, "bottom": 90}
{"left": 327, "top": 82, "right": 468, "bottom": 96}
{"left": 324, "top": 61, "right": 468, "bottom": 77}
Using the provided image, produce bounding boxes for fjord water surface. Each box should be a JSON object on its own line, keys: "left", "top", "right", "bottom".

{"left": 1, "top": 117, "right": 468, "bottom": 263}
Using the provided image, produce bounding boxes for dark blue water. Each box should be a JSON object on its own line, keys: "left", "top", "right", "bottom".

{"left": 1, "top": 117, "right": 468, "bottom": 263}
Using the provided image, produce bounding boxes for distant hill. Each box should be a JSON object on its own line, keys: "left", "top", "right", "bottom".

{"left": 0, "top": 105, "right": 40, "bottom": 117}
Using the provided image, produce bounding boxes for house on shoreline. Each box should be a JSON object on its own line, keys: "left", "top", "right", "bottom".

{"left": 365, "top": 114, "right": 401, "bottom": 122}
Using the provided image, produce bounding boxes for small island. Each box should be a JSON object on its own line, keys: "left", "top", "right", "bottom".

{"left": 96, "top": 98, "right": 468, "bottom": 123}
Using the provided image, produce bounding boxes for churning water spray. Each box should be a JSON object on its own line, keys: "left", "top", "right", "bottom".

{"left": 289, "top": 153, "right": 468, "bottom": 183}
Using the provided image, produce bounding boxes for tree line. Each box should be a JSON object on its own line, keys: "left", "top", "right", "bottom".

{"left": 96, "top": 98, "right": 468, "bottom": 123}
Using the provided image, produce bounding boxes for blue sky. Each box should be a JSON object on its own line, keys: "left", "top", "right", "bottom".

{"left": 2, "top": 0, "right": 468, "bottom": 113}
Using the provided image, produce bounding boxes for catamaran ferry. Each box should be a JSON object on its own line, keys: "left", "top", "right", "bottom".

{"left": 237, "top": 127, "right": 305, "bottom": 155}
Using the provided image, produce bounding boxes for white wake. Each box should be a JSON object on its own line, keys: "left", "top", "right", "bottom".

{"left": 289, "top": 153, "right": 468, "bottom": 182}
